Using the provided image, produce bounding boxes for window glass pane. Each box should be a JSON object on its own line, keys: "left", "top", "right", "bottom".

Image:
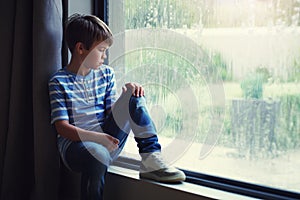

{"left": 109, "top": 0, "right": 300, "bottom": 193}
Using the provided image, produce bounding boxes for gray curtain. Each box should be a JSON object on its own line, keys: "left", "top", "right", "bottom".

{"left": 0, "top": 0, "right": 65, "bottom": 199}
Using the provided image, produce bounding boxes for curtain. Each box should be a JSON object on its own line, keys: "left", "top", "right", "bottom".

{"left": 0, "top": 0, "right": 65, "bottom": 199}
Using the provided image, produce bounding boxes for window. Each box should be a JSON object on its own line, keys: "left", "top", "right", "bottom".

{"left": 107, "top": 0, "right": 300, "bottom": 196}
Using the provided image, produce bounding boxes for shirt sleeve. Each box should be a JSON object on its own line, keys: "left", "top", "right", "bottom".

{"left": 48, "top": 78, "right": 69, "bottom": 124}
{"left": 105, "top": 67, "right": 117, "bottom": 111}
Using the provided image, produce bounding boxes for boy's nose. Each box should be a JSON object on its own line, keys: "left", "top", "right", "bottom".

{"left": 102, "top": 52, "right": 107, "bottom": 59}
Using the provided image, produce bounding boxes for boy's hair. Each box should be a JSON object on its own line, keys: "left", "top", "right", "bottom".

{"left": 66, "top": 13, "right": 113, "bottom": 53}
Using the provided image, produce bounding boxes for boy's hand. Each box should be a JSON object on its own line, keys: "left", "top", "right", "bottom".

{"left": 54, "top": 120, "right": 119, "bottom": 152}
{"left": 122, "top": 82, "right": 145, "bottom": 97}
{"left": 96, "top": 133, "right": 120, "bottom": 152}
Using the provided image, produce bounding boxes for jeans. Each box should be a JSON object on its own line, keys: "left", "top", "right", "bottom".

{"left": 65, "top": 94, "right": 161, "bottom": 200}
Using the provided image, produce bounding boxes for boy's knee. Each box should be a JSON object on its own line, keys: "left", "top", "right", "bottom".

{"left": 84, "top": 142, "right": 112, "bottom": 167}
{"left": 129, "top": 96, "right": 146, "bottom": 108}
{"left": 129, "top": 96, "right": 152, "bottom": 126}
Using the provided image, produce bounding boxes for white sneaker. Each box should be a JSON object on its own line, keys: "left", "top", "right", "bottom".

{"left": 139, "top": 152, "right": 186, "bottom": 183}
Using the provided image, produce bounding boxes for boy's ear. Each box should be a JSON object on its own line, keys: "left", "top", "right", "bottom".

{"left": 75, "top": 42, "right": 85, "bottom": 54}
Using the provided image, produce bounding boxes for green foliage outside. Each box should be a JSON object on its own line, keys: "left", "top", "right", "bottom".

{"left": 288, "top": 58, "right": 300, "bottom": 82}
{"left": 199, "top": 94, "right": 300, "bottom": 158}
{"left": 123, "top": 0, "right": 300, "bottom": 158}
{"left": 193, "top": 49, "right": 233, "bottom": 82}
{"left": 240, "top": 73, "right": 264, "bottom": 99}
{"left": 124, "top": 47, "right": 230, "bottom": 84}
{"left": 277, "top": 95, "right": 300, "bottom": 149}
{"left": 240, "top": 67, "right": 272, "bottom": 99}
{"left": 125, "top": 0, "right": 300, "bottom": 29}
{"left": 125, "top": 0, "right": 199, "bottom": 29}
{"left": 124, "top": 48, "right": 300, "bottom": 158}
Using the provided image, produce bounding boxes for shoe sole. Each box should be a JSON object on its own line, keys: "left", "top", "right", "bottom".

{"left": 140, "top": 172, "right": 186, "bottom": 183}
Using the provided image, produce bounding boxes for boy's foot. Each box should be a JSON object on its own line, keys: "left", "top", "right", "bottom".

{"left": 139, "top": 152, "right": 186, "bottom": 183}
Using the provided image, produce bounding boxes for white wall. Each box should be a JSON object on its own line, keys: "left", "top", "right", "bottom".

{"left": 69, "top": 0, "right": 93, "bottom": 15}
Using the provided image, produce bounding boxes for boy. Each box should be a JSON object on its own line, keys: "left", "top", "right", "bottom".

{"left": 49, "top": 13, "right": 185, "bottom": 200}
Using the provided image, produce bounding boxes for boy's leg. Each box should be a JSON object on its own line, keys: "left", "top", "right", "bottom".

{"left": 128, "top": 96, "right": 185, "bottom": 182}
{"left": 105, "top": 93, "right": 185, "bottom": 182}
{"left": 101, "top": 93, "right": 161, "bottom": 161}
{"left": 128, "top": 96, "right": 161, "bottom": 153}
{"left": 102, "top": 93, "right": 161, "bottom": 158}
{"left": 65, "top": 141, "right": 110, "bottom": 200}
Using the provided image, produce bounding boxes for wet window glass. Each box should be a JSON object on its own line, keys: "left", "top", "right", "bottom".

{"left": 109, "top": 0, "right": 300, "bottom": 193}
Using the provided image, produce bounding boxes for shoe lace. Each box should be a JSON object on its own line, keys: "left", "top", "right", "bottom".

{"left": 149, "top": 152, "right": 168, "bottom": 169}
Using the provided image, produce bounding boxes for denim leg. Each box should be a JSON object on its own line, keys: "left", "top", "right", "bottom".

{"left": 105, "top": 93, "right": 161, "bottom": 155}
{"left": 65, "top": 141, "right": 110, "bottom": 200}
{"left": 129, "top": 96, "right": 161, "bottom": 153}
{"left": 101, "top": 104, "right": 131, "bottom": 161}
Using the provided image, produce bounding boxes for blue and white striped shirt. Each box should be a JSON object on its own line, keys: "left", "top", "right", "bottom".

{"left": 48, "top": 65, "right": 117, "bottom": 164}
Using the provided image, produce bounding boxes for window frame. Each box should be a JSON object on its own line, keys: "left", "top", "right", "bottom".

{"left": 94, "top": 0, "right": 300, "bottom": 199}
{"left": 93, "top": 0, "right": 108, "bottom": 24}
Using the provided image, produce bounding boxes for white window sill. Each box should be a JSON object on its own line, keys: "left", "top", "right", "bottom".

{"left": 107, "top": 165, "right": 258, "bottom": 200}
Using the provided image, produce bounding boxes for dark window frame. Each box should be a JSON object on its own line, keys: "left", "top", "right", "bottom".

{"left": 94, "top": 1, "right": 300, "bottom": 199}
{"left": 93, "top": 0, "right": 108, "bottom": 24}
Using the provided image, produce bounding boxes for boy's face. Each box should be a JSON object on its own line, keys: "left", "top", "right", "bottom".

{"left": 82, "top": 41, "right": 110, "bottom": 70}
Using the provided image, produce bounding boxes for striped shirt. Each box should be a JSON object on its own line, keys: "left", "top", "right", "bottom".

{"left": 48, "top": 65, "right": 117, "bottom": 165}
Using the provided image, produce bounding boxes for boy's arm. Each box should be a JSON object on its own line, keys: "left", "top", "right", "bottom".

{"left": 55, "top": 120, "right": 119, "bottom": 152}
{"left": 49, "top": 77, "right": 118, "bottom": 151}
